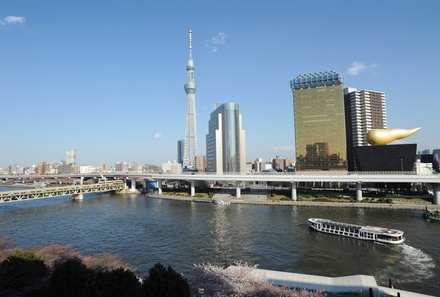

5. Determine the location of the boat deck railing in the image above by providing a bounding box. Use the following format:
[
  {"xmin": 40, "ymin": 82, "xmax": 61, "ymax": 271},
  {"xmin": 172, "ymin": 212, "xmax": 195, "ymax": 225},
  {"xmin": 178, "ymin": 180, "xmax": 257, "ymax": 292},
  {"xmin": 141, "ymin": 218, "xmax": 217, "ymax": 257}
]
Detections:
[{"xmin": 312, "ymin": 219, "xmax": 362, "ymax": 230}]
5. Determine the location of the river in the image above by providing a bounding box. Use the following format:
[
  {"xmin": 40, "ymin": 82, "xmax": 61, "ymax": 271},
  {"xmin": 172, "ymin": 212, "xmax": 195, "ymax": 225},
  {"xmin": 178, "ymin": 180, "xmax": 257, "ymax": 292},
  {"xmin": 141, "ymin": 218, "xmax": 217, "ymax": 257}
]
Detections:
[{"xmin": 0, "ymin": 188, "xmax": 438, "ymax": 295}]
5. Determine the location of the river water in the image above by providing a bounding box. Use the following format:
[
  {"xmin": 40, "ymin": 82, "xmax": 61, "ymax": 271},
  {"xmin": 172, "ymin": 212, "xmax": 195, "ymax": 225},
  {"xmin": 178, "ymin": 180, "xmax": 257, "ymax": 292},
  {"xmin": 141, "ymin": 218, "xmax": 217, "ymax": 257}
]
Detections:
[{"xmin": 0, "ymin": 189, "xmax": 438, "ymax": 295}]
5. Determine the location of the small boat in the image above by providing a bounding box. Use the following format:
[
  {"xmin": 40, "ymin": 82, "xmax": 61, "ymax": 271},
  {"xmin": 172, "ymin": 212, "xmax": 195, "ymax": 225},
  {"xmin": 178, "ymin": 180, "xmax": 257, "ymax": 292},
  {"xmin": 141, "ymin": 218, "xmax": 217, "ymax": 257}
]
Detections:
[
  {"xmin": 308, "ymin": 218, "xmax": 405, "ymax": 244},
  {"xmin": 423, "ymin": 208, "xmax": 440, "ymax": 222},
  {"xmin": 212, "ymin": 199, "xmax": 230, "ymax": 205}
]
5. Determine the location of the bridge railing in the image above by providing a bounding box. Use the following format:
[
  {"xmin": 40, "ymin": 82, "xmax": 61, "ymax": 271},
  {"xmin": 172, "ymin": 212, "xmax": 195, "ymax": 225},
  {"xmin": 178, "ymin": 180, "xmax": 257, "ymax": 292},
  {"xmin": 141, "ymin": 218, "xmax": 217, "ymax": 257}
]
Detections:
[{"xmin": 160, "ymin": 171, "xmax": 429, "ymax": 176}]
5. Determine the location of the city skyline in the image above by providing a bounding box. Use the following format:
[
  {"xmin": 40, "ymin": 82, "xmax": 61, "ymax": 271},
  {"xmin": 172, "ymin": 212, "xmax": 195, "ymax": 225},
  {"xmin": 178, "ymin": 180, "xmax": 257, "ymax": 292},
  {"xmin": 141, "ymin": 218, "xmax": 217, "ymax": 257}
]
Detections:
[{"xmin": 1, "ymin": 0, "xmax": 439, "ymax": 167}]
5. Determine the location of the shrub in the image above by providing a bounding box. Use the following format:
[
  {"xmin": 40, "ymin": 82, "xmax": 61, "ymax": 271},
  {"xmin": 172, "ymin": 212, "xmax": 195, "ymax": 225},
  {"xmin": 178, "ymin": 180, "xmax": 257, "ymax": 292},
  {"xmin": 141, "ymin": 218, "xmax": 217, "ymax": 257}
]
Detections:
[
  {"xmin": 49, "ymin": 258, "xmax": 92, "ymax": 297},
  {"xmin": 194, "ymin": 193, "xmax": 207, "ymax": 198},
  {"xmin": 82, "ymin": 253, "xmax": 132, "ymax": 272},
  {"xmin": 88, "ymin": 268, "xmax": 141, "ymax": 297},
  {"xmin": 0, "ymin": 251, "xmax": 48, "ymax": 291},
  {"xmin": 141, "ymin": 263, "xmax": 190, "ymax": 297},
  {"xmin": 33, "ymin": 244, "xmax": 80, "ymax": 269}
]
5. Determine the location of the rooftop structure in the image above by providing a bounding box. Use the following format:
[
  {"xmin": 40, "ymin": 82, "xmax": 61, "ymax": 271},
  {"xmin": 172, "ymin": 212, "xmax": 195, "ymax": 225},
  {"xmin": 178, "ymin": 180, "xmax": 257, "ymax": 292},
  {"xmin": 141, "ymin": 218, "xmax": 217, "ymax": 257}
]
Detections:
[{"xmin": 290, "ymin": 71, "xmax": 344, "ymax": 90}]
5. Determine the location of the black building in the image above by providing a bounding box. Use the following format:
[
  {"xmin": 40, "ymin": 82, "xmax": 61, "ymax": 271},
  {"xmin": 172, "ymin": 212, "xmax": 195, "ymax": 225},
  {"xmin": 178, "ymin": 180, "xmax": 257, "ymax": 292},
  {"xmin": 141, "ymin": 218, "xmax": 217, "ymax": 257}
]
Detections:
[{"xmin": 353, "ymin": 144, "xmax": 417, "ymax": 172}]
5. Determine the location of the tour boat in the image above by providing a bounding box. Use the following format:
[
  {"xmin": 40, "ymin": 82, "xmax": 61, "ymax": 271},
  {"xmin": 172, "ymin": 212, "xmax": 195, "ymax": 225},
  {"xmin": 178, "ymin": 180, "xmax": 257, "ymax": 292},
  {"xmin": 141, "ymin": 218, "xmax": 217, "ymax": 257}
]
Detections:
[
  {"xmin": 212, "ymin": 199, "xmax": 230, "ymax": 205},
  {"xmin": 308, "ymin": 218, "xmax": 405, "ymax": 244},
  {"xmin": 423, "ymin": 209, "xmax": 440, "ymax": 223}
]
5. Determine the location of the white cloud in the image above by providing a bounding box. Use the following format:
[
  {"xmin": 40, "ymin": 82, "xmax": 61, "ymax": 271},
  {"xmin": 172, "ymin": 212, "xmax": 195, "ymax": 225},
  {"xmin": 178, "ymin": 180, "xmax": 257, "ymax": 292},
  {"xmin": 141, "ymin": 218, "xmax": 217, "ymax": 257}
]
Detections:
[
  {"xmin": 1, "ymin": 16, "xmax": 26, "ymax": 26},
  {"xmin": 273, "ymin": 145, "xmax": 294, "ymax": 152},
  {"xmin": 154, "ymin": 132, "xmax": 162, "ymax": 139},
  {"xmin": 205, "ymin": 32, "xmax": 227, "ymax": 53},
  {"xmin": 347, "ymin": 62, "xmax": 380, "ymax": 76},
  {"xmin": 347, "ymin": 62, "xmax": 367, "ymax": 76}
]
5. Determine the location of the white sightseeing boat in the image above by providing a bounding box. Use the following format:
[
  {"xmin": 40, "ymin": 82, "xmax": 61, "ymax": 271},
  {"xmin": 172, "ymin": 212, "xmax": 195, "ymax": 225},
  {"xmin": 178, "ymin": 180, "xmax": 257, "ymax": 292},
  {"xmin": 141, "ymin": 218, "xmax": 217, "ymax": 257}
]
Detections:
[{"xmin": 308, "ymin": 218, "xmax": 405, "ymax": 244}]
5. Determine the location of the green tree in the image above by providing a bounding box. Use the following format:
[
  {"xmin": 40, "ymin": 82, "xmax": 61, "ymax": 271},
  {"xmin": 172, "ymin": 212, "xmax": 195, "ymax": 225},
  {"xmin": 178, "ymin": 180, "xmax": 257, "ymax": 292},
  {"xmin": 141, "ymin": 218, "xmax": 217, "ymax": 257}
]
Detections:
[
  {"xmin": 88, "ymin": 268, "xmax": 141, "ymax": 297},
  {"xmin": 49, "ymin": 258, "xmax": 93, "ymax": 297},
  {"xmin": 0, "ymin": 251, "xmax": 48, "ymax": 290},
  {"xmin": 141, "ymin": 263, "xmax": 190, "ymax": 297}
]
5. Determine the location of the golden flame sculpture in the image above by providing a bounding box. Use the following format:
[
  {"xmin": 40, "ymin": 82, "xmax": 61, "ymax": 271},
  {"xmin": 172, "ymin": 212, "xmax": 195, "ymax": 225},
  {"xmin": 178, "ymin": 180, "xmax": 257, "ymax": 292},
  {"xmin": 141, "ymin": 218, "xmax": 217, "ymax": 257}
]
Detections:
[{"xmin": 367, "ymin": 128, "xmax": 421, "ymax": 145}]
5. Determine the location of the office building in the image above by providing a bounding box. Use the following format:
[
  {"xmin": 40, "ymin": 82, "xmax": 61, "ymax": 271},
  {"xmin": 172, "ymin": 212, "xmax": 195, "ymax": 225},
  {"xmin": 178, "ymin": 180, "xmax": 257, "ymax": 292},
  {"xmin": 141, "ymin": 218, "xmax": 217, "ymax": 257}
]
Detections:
[
  {"xmin": 344, "ymin": 88, "xmax": 387, "ymax": 170},
  {"xmin": 421, "ymin": 149, "xmax": 431, "ymax": 155},
  {"xmin": 7, "ymin": 164, "xmax": 23, "ymax": 175},
  {"xmin": 206, "ymin": 103, "xmax": 246, "ymax": 174},
  {"xmin": 344, "ymin": 88, "xmax": 387, "ymax": 147},
  {"xmin": 194, "ymin": 155, "xmax": 207, "ymax": 172},
  {"xmin": 177, "ymin": 139, "xmax": 184, "ymax": 164},
  {"xmin": 128, "ymin": 162, "xmax": 141, "ymax": 173},
  {"xmin": 57, "ymin": 164, "xmax": 74, "ymax": 174},
  {"xmin": 115, "ymin": 162, "xmax": 129, "ymax": 173},
  {"xmin": 183, "ymin": 29, "xmax": 197, "ymax": 168},
  {"xmin": 66, "ymin": 148, "xmax": 76, "ymax": 166},
  {"xmin": 272, "ymin": 156, "xmax": 294, "ymax": 172},
  {"xmin": 142, "ymin": 164, "xmax": 161, "ymax": 173},
  {"xmin": 35, "ymin": 162, "xmax": 57, "ymax": 175},
  {"xmin": 433, "ymin": 149, "xmax": 440, "ymax": 161},
  {"xmin": 290, "ymin": 71, "xmax": 347, "ymax": 170},
  {"xmin": 162, "ymin": 160, "xmax": 182, "ymax": 174}
]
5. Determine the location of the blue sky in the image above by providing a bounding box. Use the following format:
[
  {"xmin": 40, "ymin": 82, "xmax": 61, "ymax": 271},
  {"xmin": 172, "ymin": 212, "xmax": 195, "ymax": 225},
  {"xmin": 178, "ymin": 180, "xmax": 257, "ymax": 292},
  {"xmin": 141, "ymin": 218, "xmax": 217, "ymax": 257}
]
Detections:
[{"xmin": 1, "ymin": 0, "xmax": 439, "ymax": 167}]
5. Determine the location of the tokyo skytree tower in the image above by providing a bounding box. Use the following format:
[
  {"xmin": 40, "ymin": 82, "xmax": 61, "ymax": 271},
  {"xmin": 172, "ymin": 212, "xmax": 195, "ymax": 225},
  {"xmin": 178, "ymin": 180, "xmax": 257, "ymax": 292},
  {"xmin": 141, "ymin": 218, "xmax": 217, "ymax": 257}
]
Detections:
[{"xmin": 183, "ymin": 29, "xmax": 197, "ymax": 168}]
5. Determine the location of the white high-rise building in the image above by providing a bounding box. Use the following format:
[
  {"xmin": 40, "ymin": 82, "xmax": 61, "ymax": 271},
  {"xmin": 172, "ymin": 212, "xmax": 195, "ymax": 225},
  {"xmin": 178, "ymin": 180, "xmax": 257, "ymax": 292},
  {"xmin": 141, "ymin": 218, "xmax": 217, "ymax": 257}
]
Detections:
[
  {"xmin": 206, "ymin": 103, "xmax": 246, "ymax": 174},
  {"xmin": 344, "ymin": 88, "xmax": 387, "ymax": 147},
  {"xmin": 66, "ymin": 148, "xmax": 76, "ymax": 165},
  {"xmin": 183, "ymin": 29, "xmax": 197, "ymax": 168}
]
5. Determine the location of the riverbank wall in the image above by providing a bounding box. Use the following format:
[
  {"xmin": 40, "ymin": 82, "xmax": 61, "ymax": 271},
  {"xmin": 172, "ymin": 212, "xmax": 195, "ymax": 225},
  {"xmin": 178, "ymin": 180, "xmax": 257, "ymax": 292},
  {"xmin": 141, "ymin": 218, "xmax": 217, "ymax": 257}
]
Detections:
[{"xmin": 147, "ymin": 194, "xmax": 440, "ymax": 210}]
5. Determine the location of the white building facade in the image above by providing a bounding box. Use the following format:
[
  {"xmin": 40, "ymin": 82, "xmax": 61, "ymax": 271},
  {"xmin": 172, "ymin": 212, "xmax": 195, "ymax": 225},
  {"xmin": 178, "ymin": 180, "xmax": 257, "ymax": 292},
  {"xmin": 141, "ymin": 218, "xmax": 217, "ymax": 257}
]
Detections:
[
  {"xmin": 66, "ymin": 148, "xmax": 76, "ymax": 165},
  {"xmin": 345, "ymin": 88, "xmax": 387, "ymax": 147},
  {"xmin": 162, "ymin": 160, "xmax": 183, "ymax": 174}
]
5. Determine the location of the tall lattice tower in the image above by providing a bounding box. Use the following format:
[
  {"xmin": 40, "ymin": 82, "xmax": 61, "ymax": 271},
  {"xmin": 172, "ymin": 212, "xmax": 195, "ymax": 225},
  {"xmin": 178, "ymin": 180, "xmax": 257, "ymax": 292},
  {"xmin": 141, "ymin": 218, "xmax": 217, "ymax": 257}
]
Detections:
[{"xmin": 183, "ymin": 29, "xmax": 197, "ymax": 168}]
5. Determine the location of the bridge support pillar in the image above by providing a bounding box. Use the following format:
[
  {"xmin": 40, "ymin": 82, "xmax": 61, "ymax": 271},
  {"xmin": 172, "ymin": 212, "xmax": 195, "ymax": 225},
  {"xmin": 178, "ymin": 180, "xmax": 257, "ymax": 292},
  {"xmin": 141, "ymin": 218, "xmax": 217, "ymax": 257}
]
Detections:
[
  {"xmin": 143, "ymin": 179, "xmax": 148, "ymax": 193},
  {"xmin": 127, "ymin": 178, "xmax": 140, "ymax": 193},
  {"xmin": 236, "ymin": 181, "xmax": 241, "ymax": 199},
  {"xmin": 157, "ymin": 180, "xmax": 162, "ymax": 195},
  {"xmin": 356, "ymin": 182, "xmax": 363, "ymax": 201},
  {"xmin": 291, "ymin": 182, "xmax": 297, "ymax": 201},
  {"xmin": 72, "ymin": 193, "xmax": 84, "ymax": 200},
  {"xmin": 433, "ymin": 184, "xmax": 440, "ymax": 205},
  {"xmin": 190, "ymin": 181, "xmax": 195, "ymax": 197}
]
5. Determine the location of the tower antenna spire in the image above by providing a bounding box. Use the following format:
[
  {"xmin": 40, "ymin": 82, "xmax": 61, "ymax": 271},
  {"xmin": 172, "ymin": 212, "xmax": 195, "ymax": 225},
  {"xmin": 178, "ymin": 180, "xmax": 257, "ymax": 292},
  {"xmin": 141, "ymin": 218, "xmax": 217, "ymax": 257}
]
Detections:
[{"xmin": 189, "ymin": 29, "xmax": 192, "ymax": 59}]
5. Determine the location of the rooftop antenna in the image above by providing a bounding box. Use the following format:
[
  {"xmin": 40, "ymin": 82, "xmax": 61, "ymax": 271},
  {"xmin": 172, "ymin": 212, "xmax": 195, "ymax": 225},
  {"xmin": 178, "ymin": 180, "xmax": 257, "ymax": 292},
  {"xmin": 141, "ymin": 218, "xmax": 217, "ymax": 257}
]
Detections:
[{"xmin": 189, "ymin": 29, "xmax": 192, "ymax": 59}]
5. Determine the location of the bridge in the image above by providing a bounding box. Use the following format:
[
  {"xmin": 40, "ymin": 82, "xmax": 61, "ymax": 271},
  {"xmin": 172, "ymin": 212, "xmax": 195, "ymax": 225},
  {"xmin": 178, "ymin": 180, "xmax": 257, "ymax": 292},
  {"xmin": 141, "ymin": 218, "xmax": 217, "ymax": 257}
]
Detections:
[
  {"xmin": 2, "ymin": 171, "xmax": 440, "ymax": 204},
  {"xmin": 0, "ymin": 182, "xmax": 126, "ymax": 203}
]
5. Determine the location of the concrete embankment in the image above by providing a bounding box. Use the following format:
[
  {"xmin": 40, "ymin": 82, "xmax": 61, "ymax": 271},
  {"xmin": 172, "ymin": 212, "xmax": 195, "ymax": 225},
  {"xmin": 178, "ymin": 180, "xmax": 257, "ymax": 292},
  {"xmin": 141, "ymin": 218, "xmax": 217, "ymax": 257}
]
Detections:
[
  {"xmin": 147, "ymin": 194, "xmax": 440, "ymax": 211},
  {"xmin": 252, "ymin": 268, "xmax": 434, "ymax": 297}
]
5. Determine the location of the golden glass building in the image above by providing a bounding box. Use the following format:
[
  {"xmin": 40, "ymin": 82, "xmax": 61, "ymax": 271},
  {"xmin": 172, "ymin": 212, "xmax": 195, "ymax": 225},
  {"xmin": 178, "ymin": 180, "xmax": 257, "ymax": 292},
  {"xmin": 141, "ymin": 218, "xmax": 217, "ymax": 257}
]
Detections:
[{"xmin": 290, "ymin": 71, "xmax": 347, "ymax": 170}]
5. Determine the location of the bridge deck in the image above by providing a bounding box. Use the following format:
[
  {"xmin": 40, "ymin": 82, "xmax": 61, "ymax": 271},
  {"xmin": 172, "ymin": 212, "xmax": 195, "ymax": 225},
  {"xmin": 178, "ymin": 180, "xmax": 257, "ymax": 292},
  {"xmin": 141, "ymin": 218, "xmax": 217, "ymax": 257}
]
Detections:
[{"xmin": 0, "ymin": 183, "xmax": 126, "ymax": 203}]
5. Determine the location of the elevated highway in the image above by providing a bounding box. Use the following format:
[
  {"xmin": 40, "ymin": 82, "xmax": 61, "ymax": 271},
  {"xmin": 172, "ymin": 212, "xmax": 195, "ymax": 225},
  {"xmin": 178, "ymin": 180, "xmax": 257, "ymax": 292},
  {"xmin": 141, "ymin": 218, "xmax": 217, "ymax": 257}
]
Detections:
[
  {"xmin": 148, "ymin": 172, "xmax": 440, "ymax": 204},
  {"xmin": 2, "ymin": 171, "xmax": 440, "ymax": 204}
]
